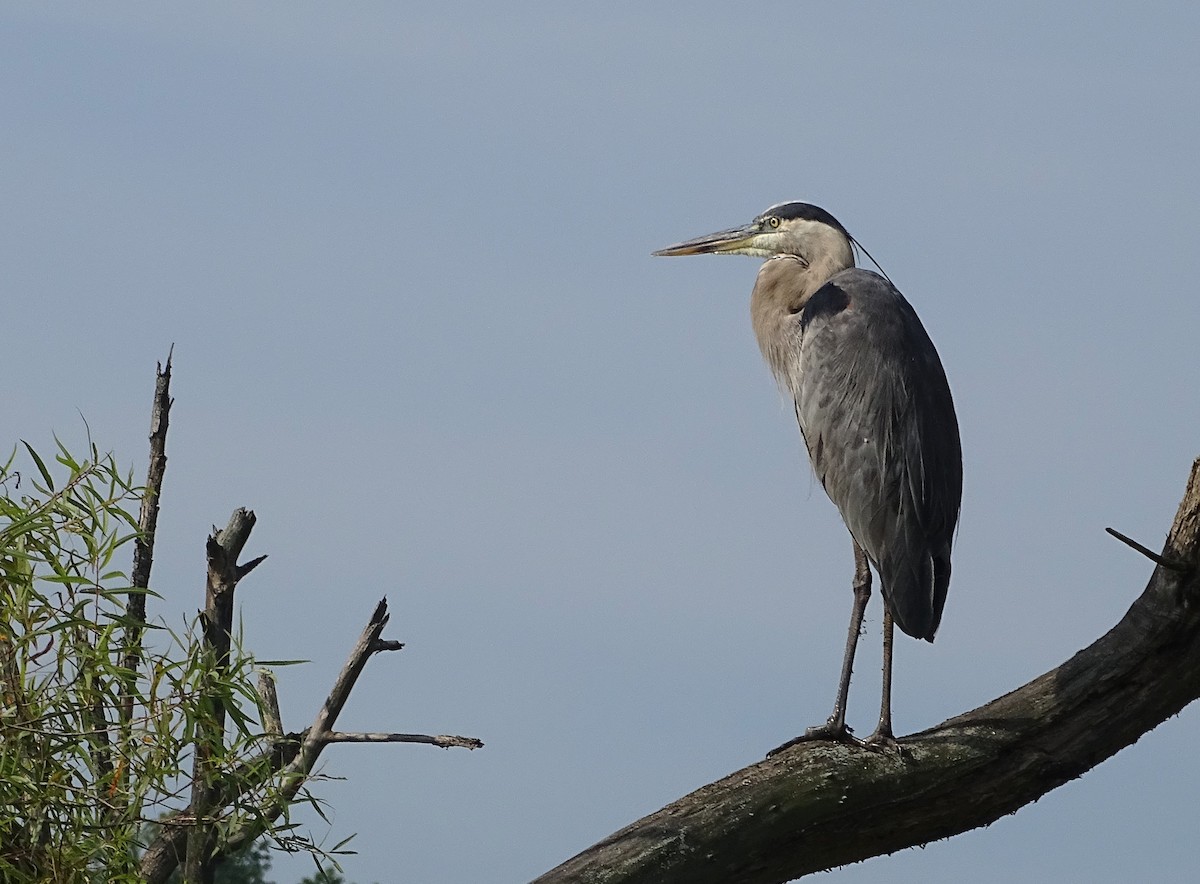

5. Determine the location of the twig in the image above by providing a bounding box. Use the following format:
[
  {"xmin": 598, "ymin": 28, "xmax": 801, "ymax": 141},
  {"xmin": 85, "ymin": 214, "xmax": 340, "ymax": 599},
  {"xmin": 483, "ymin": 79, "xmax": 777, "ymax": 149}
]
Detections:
[
  {"xmin": 122, "ymin": 351, "xmax": 173, "ymax": 687},
  {"xmin": 218, "ymin": 597, "xmax": 475, "ymax": 857},
  {"xmin": 142, "ymin": 595, "xmax": 482, "ymax": 883},
  {"xmin": 310, "ymin": 597, "xmax": 392, "ymax": 734},
  {"xmin": 1105, "ymin": 526, "xmax": 1192, "ymax": 573},
  {"xmin": 215, "ymin": 599, "xmax": 396, "ymax": 857},
  {"xmin": 323, "ymin": 731, "xmax": 483, "ymax": 749},
  {"xmin": 115, "ymin": 351, "xmax": 173, "ymax": 818},
  {"xmin": 130, "ymin": 348, "xmax": 173, "ymax": 597}
]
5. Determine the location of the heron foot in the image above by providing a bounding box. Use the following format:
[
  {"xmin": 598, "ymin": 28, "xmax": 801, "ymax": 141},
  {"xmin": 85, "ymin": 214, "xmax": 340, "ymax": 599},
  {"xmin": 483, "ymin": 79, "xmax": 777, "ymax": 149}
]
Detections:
[
  {"xmin": 862, "ymin": 727, "xmax": 910, "ymax": 757},
  {"xmin": 766, "ymin": 720, "xmax": 863, "ymax": 758},
  {"xmin": 863, "ymin": 729, "xmax": 896, "ymax": 748}
]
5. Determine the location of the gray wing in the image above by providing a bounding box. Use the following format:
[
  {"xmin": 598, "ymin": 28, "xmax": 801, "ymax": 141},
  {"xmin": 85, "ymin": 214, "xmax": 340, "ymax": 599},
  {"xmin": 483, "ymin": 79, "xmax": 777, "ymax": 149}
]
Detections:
[{"xmin": 795, "ymin": 268, "xmax": 962, "ymax": 641}]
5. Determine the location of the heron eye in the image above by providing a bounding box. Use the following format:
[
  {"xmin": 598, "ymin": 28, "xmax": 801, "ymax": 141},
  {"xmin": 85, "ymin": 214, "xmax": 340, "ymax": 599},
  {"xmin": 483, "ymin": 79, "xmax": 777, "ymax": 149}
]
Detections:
[{"xmin": 767, "ymin": 216, "xmax": 781, "ymax": 229}]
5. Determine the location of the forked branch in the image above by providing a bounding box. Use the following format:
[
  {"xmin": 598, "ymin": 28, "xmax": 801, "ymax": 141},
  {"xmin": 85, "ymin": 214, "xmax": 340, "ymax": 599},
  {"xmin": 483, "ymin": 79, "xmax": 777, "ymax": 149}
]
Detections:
[
  {"xmin": 184, "ymin": 508, "xmax": 262, "ymax": 884},
  {"xmin": 142, "ymin": 595, "xmax": 482, "ymax": 884},
  {"xmin": 217, "ymin": 597, "xmax": 484, "ymax": 857}
]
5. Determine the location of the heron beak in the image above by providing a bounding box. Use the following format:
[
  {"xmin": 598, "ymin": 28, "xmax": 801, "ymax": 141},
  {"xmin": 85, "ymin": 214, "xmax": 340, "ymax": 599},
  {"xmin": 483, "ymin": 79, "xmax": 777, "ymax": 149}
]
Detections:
[{"xmin": 652, "ymin": 223, "xmax": 758, "ymax": 256}]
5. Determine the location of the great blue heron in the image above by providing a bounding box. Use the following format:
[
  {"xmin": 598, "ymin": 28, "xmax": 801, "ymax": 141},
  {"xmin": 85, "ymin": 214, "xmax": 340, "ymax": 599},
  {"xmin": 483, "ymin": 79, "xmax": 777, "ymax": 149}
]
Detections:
[{"xmin": 654, "ymin": 202, "xmax": 962, "ymax": 751}]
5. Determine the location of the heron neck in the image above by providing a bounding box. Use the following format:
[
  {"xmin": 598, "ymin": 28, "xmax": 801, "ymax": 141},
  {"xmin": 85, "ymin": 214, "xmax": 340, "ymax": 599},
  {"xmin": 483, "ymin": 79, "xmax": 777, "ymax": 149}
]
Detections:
[
  {"xmin": 805, "ymin": 250, "xmax": 854, "ymax": 290},
  {"xmin": 749, "ymin": 251, "xmax": 852, "ymax": 397}
]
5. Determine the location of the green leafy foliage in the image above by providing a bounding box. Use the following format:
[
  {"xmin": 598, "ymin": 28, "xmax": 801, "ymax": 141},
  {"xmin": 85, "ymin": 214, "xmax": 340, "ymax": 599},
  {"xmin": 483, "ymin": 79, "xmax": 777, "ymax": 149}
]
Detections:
[
  {"xmin": 1, "ymin": 443, "xmax": 153, "ymax": 882},
  {"xmin": 0, "ymin": 442, "xmax": 338, "ymax": 883}
]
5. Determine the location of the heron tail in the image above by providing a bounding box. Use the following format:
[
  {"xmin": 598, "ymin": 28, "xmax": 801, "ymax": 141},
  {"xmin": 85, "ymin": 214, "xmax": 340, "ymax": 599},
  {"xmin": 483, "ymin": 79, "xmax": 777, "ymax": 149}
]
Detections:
[{"xmin": 879, "ymin": 545, "xmax": 950, "ymax": 642}]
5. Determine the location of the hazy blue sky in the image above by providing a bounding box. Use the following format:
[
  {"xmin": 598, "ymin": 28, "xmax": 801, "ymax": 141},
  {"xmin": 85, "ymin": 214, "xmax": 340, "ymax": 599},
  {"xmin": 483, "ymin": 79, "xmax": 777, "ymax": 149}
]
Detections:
[{"xmin": 4, "ymin": 4, "xmax": 1199, "ymax": 882}]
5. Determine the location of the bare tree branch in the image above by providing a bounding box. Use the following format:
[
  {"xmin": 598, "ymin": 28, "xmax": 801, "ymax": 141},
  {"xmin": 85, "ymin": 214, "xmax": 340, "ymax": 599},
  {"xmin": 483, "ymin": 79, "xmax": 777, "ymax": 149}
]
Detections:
[
  {"xmin": 103, "ymin": 358, "xmax": 480, "ymax": 884},
  {"xmin": 100, "ymin": 350, "xmax": 174, "ymax": 820},
  {"xmin": 184, "ymin": 508, "xmax": 260, "ymax": 884},
  {"xmin": 129, "ymin": 348, "xmax": 173, "ymax": 603},
  {"xmin": 1105, "ymin": 525, "xmax": 1191, "ymax": 572},
  {"xmin": 140, "ymin": 595, "xmax": 482, "ymax": 884},
  {"xmin": 217, "ymin": 597, "xmax": 468, "ymax": 856},
  {"xmin": 322, "ymin": 731, "xmax": 484, "ymax": 749},
  {"xmin": 122, "ymin": 351, "xmax": 173, "ymax": 679},
  {"xmin": 115, "ymin": 350, "xmax": 173, "ymax": 803},
  {"xmin": 533, "ymin": 457, "xmax": 1200, "ymax": 884}
]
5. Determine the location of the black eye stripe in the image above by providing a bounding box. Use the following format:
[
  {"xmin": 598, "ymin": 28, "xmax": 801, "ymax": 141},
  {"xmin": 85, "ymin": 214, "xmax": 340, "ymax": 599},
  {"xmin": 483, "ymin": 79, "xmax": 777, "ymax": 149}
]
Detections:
[{"xmin": 761, "ymin": 202, "xmax": 849, "ymax": 238}]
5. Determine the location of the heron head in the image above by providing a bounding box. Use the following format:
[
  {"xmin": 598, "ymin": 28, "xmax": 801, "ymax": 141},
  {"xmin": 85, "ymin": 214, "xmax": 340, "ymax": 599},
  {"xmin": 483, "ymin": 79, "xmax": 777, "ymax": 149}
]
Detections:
[{"xmin": 653, "ymin": 202, "xmax": 855, "ymax": 269}]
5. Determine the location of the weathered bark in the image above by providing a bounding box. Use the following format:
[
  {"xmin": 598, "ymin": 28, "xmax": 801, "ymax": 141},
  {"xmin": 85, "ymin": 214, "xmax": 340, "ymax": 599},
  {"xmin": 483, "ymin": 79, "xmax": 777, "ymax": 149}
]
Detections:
[
  {"xmin": 116, "ymin": 351, "xmax": 173, "ymax": 807},
  {"xmin": 125, "ymin": 350, "xmax": 173, "ymax": 662},
  {"xmin": 534, "ymin": 458, "xmax": 1200, "ymax": 884},
  {"xmin": 183, "ymin": 508, "xmax": 265, "ymax": 884}
]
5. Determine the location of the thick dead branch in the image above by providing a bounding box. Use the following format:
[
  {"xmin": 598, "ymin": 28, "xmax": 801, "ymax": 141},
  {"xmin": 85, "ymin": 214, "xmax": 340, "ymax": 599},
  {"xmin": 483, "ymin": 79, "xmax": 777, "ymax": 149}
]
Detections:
[
  {"xmin": 184, "ymin": 508, "xmax": 261, "ymax": 884},
  {"xmin": 534, "ymin": 458, "xmax": 1200, "ymax": 884}
]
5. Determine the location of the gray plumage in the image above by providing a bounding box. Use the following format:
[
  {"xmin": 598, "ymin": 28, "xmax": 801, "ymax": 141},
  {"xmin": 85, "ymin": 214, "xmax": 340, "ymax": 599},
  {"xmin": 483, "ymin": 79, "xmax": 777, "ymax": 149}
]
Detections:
[
  {"xmin": 784, "ymin": 268, "xmax": 960, "ymax": 640},
  {"xmin": 655, "ymin": 201, "xmax": 962, "ymax": 746}
]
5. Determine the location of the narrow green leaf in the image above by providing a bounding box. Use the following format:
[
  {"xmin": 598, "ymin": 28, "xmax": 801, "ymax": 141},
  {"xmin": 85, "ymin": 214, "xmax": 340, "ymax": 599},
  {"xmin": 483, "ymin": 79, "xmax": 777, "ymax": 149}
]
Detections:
[{"xmin": 21, "ymin": 441, "xmax": 54, "ymax": 490}]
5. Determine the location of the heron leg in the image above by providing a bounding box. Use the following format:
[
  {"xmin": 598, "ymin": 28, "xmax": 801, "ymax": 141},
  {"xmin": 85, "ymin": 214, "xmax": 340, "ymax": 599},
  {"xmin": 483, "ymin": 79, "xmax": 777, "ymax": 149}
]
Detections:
[
  {"xmin": 864, "ymin": 608, "xmax": 898, "ymax": 748},
  {"xmin": 768, "ymin": 541, "xmax": 871, "ymax": 756}
]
